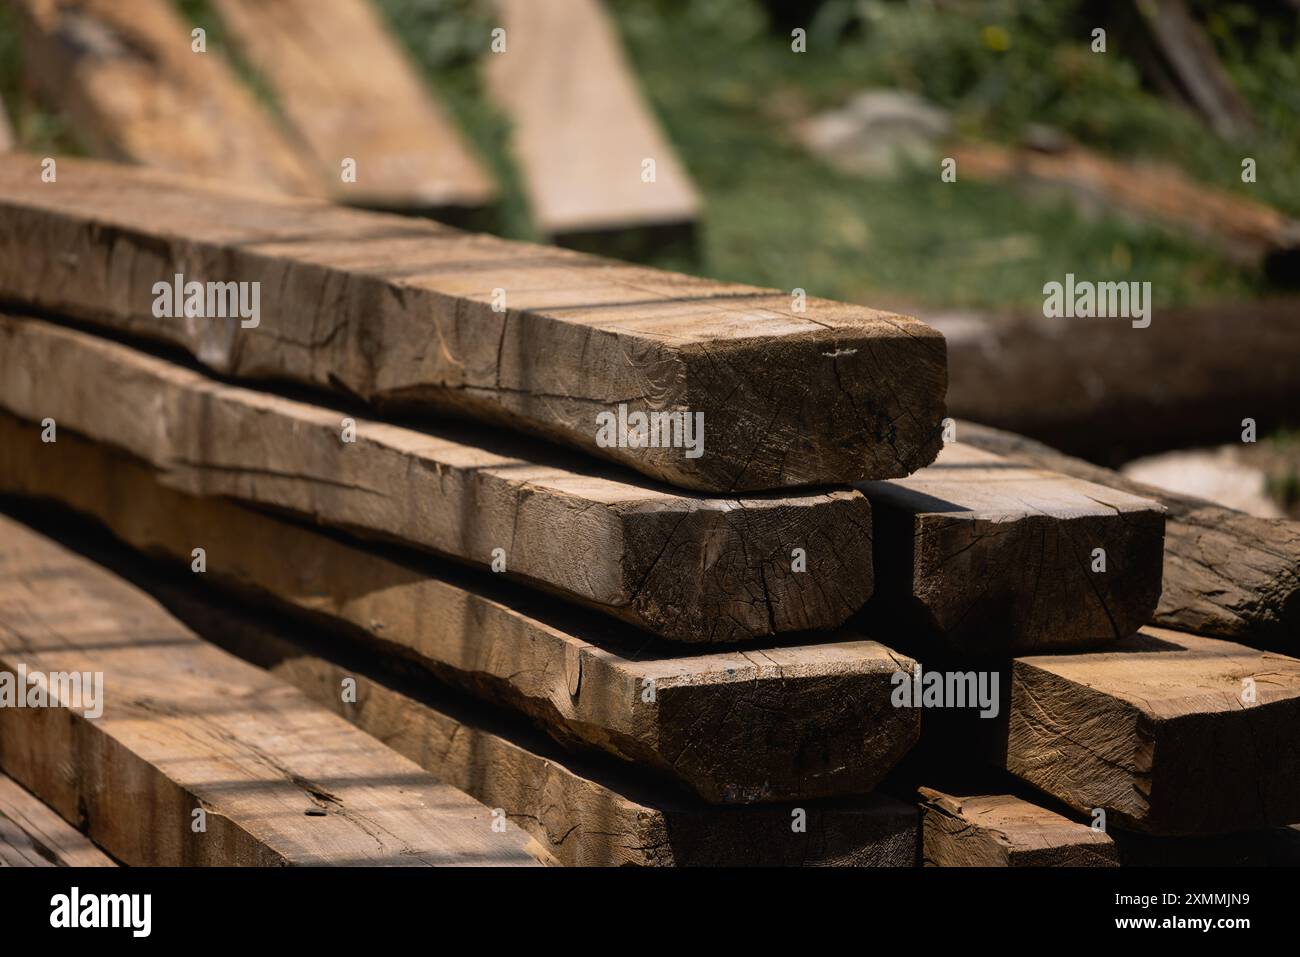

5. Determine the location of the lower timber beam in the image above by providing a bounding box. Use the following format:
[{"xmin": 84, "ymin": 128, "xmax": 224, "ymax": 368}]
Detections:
[
  {"xmin": 0, "ymin": 411, "xmax": 918, "ymax": 804},
  {"xmin": 919, "ymin": 788, "xmax": 1117, "ymax": 867},
  {"xmin": 0, "ymin": 514, "xmax": 544, "ymax": 866},
  {"xmin": 999, "ymin": 628, "xmax": 1300, "ymax": 835},
  {"xmin": 157, "ymin": 576, "xmax": 919, "ymax": 867},
  {"xmin": 0, "ymin": 772, "xmax": 117, "ymax": 867},
  {"xmin": 959, "ymin": 419, "xmax": 1300, "ymax": 653},
  {"xmin": 859, "ymin": 441, "xmax": 1165, "ymax": 653},
  {"xmin": 0, "ymin": 315, "xmax": 875, "ymax": 645}
]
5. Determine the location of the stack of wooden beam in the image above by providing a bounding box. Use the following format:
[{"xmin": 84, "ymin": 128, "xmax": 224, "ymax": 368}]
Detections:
[{"xmin": 1, "ymin": 154, "xmax": 1298, "ymax": 867}]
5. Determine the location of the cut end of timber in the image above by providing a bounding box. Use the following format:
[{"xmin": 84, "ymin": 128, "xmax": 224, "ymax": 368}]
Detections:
[
  {"xmin": 669, "ymin": 306, "xmax": 948, "ymax": 491},
  {"xmin": 617, "ymin": 489, "xmax": 875, "ymax": 642},
  {"xmin": 860, "ymin": 441, "xmax": 1166, "ymax": 653},
  {"xmin": 638, "ymin": 636, "xmax": 920, "ymax": 803},
  {"xmin": 919, "ymin": 788, "xmax": 1118, "ymax": 867},
  {"xmin": 956, "ymin": 418, "xmax": 1300, "ymax": 653},
  {"xmin": 1008, "ymin": 627, "xmax": 1300, "ymax": 835}
]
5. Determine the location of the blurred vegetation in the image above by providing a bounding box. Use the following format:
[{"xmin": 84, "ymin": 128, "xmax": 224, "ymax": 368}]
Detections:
[
  {"xmin": 2, "ymin": 0, "xmax": 1297, "ymax": 312},
  {"xmin": 380, "ymin": 0, "xmax": 536, "ymax": 238},
  {"xmin": 376, "ymin": 0, "xmax": 1299, "ymax": 310},
  {"xmin": 1265, "ymin": 426, "xmax": 1300, "ymax": 516},
  {"xmin": 0, "ymin": 2, "xmax": 81, "ymax": 154}
]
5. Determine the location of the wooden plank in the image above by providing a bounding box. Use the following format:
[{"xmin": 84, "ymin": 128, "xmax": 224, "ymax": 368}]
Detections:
[
  {"xmin": 918, "ymin": 788, "xmax": 1117, "ymax": 867},
  {"xmin": 236, "ymin": 647, "xmax": 920, "ymax": 868},
  {"xmin": 0, "ymin": 154, "xmax": 947, "ymax": 492},
  {"xmin": 484, "ymin": 0, "xmax": 699, "ymax": 241},
  {"xmin": 0, "ymin": 316, "xmax": 875, "ymax": 643},
  {"xmin": 859, "ymin": 442, "xmax": 1165, "ymax": 653},
  {"xmin": 0, "ymin": 772, "xmax": 117, "ymax": 867},
  {"xmin": 1134, "ymin": 0, "xmax": 1257, "ymax": 138},
  {"xmin": 950, "ymin": 144, "xmax": 1295, "ymax": 271},
  {"xmin": 0, "ymin": 412, "xmax": 917, "ymax": 803},
  {"xmin": 11, "ymin": 0, "xmax": 321, "ymax": 196},
  {"xmin": 959, "ymin": 419, "xmax": 1300, "ymax": 652},
  {"xmin": 141, "ymin": 575, "xmax": 917, "ymax": 866},
  {"xmin": 933, "ymin": 301, "xmax": 1300, "ymax": 459},
  {"xmin": 0, "ymin": 514, "xmax": 545, "ymax": 866},
  {"xmin": 210, "ymin": 0, "xmax": 495, "ymax": 213},
  {"xmin": 999, "ymin": 627, "xmax": 1300, "ymax": 835}
]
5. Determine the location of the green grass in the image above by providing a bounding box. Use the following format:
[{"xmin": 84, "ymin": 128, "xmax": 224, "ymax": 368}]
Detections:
[{"xmin": 376, "ymin": 0, "xmax": 1294, "ymax": 310}]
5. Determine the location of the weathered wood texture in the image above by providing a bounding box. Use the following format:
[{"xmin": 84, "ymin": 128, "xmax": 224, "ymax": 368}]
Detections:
[
  {"xmin": 247, "ymin": 658, "xmax": 919, "ymax": 867},
  {"xmin": 1002, "ymin": 627, "xmax": 1300, "ymax": 835},
  {"xmin": 0, "ymin": 316, "xmax": 875, "ymax": 643},
  {"xmin": 959, "ymin": 420, "xmax": 1300, "ymax": 652},
  {"xmin": 11, "ymin": 0, "xmax": 321, "ymax": 195},
  {"xmin": 0, "ymin": 772, "xmax": 117, "ymax": 867},
  {"xmin": 951, "ymin": 144, "xmax": 1294, "ymax": 270},
  {"xmin": 162, "ymin": 585, "xmax": 918, "ymax": 866},
  {"xmin": 484, "ymin": 0, "xmax": 699, "ymax": 240},
  {"xmin": 0, "ymin": 155, "xmax": 947, "ymax": 491},
  {"xmin": 858, "ymin": 441, "xmax": 1165, "ymax": 653},
  {"xmin": 932, "ymin": 303, "xmax": 1300, "ymax": 460},
  {"xmin": 918, "ymin": 788, "xmax": 1117, "ymax": 867},
  {"xmin": 0, "ymin": 412, "xmax": 916, "ymax": 803},
  {"xmin": 211, "ymin": 0, "xmax": 495, "ymax": 213},
  {"xmin": 0, "ymin": 515, "xmax": 544, "ymax": 866}
]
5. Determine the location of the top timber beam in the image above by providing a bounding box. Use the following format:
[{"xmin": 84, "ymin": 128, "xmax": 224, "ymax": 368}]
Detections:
[
  {"xmin": 210, "ymin": 0, "xmax": 496, "ymax": 214},
  {"xmin": 0, "ymin": 155, "xmax": 947, "ymax": 492},
  {"xmin": 11, "ymin": 0, "xmax": 322, "ymax": 196},
  {"xmin": 484, "ymin": 0, "xmax": 700, "ymax": 241}
]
